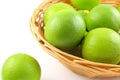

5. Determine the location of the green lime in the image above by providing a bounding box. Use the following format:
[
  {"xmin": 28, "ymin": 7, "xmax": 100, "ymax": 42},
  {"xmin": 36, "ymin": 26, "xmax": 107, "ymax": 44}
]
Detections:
[
  {"xmin": 44, "ymin": 2, "xmax": 74, "ymax": 25},
  {"xmin": 78, "ymin": 10, "xmax": 89, "ymax": 20},
  {"xmin": 2, "ymin": 53, "xmax": 41, "ymax": 80},
  {"xmin": 70, "ymin": 0, "xmax": 100, "ymax": 10},
  {"xmin": 45, "ymin": 9, "xmax": 86, "ymax": 51},
  {"xmin": 67, "ymin": 31, "xmax": 88, "ymax": 57},
  {"xmin": 86, "ymin": 4, "xmax": 120, "ymax": 32},
  {"xmin": 67, "ymin": 44, "xmax": 83, "ymax": 57},
  {"xmin": 82, "ymin": 28, "xmax": 120, "ymax": 64},
  {"xmin": 117, "ymin": 6, "xmax": 120, "ymax": 12}
]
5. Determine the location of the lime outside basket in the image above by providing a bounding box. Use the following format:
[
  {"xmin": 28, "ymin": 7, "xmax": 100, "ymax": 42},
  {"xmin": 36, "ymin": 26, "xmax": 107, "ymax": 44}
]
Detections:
[{"xmin": 30, "ymin": 0, "xmax": 120, "ymax": 78}]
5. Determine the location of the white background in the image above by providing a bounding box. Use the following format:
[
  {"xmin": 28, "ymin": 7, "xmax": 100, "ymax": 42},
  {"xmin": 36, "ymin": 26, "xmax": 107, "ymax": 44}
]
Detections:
[{"xmin": 0, "ymin": 0, "xmax": 120, "ymax": 80}]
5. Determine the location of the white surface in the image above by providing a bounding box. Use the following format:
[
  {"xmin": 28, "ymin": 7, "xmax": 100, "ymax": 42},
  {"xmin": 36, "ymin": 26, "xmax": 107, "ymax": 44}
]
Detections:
[{"xmin": 0, "ymin": 0, "xmax": 120, "ymax": 80}]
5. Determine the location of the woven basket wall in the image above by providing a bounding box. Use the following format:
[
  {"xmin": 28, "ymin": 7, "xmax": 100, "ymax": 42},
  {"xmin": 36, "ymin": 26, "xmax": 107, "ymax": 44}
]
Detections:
[{"xmin": 30, "ymin": 0, "xmax": 120, "ymax": 78}]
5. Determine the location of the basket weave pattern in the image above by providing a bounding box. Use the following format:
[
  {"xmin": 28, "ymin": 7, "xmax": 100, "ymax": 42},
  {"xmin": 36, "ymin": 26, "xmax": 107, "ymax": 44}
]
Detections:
[{"xmin": 30, "ymin": 0, "xmax": 120, "ymax": 78}]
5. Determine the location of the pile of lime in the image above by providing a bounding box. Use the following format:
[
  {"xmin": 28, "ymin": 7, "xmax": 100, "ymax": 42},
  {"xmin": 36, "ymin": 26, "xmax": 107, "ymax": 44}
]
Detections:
[
  {"xmin": 44, "ymin": 1, "xmax": 120, "ymax": 64},
  {"xmin": 1, "ymin": 1, "xmax": 120, "ymax": 80}
]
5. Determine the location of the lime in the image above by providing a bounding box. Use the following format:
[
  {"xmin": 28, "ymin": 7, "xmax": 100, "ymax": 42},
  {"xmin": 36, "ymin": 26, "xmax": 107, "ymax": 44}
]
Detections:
[
  {"xmin": 67, "ymin": 44, "xmax": 83, "ymax": 57},
  {"xmin": 68, "ymin": 31, "xmax": 88, "ymax": 56},
  {"xmin": 2, "ymin": 53, "xmax": 41, "ymax": 80},
  {"xmin": 45, "ymin": 9, "xmax": 86, "ymax": 50},
  {"xmin": 44, "ymin": 2, "xmax": 74, "ymax": 25},
  {"xmin": 78, "ymin": 10, "xmax": 89, "ymax": 20},
  {"xmin": 67, "ymin": 31, "xmax": 88, "ymax": 57},
  {"xmin": 86, "ymin": 4, "xmax": 120, "ymax": 32},
  {"xmin": 117, "ymin": 6, "xmax": 120, "ymax": 12},
  {"xmin": 70, "ymin": 0, "xmax": 100, "ymax": 10},
  {"xmin": 82, "ymin": 28, "xmax": 120, "ymax": 64}
]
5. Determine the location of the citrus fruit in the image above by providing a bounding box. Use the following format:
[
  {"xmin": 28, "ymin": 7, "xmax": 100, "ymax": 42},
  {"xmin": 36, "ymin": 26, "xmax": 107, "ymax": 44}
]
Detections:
[
  {"xmin": 70, "ymin": 0, "xmax": 100, "ymax": 10},
  {"xmin": 82, "ymin": 28, "xmax": 120, "ymax": 64},
  {"xmin": 78, "ymin": 10, "xmax": 89, "ymax": 20},
  {"xmin": 45, "ymin": 9, "xmax": 86, "ymax": 51},
  {"xmin": 44, "ymin": 2, "xmax": 74, "ymax": 25},
  {"xmin": 86, "ymin": 4, "xmax": 120, "ymax": 32},
  {"xmin": 117, "ymin": 6, "xmax": 120, "ymax": 12},
  {"xmin": 68, "ymin": 31, "xmax": 88, "ymax": 57},
  {"xmin": 2, "ymin": 53, "xmax": 41, "ymax": 80},
  {"xmin": 67, "ymin": 44, "xmax": 83, "ymax": 57}
]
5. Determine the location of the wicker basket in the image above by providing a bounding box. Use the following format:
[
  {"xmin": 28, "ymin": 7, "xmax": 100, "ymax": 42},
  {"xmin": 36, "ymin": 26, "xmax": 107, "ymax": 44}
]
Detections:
[{"xmin": 30, "ymin": 0, "xmax": 120, "ymax": 78}]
